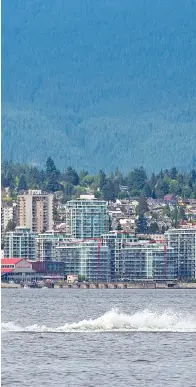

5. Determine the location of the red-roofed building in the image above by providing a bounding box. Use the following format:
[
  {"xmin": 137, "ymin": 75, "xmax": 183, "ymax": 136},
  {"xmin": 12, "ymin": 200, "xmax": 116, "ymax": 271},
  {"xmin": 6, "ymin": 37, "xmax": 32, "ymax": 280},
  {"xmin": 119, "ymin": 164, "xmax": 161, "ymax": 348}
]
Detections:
[{"xmin": 1, "ymin": 258, "xmax": 35, "ymax": 280}]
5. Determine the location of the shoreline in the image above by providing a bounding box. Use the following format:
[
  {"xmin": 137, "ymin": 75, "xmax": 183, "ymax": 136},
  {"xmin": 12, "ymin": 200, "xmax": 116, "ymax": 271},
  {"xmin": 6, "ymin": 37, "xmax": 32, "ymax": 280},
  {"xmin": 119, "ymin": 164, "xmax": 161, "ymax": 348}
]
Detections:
[{"xmin": 2, "ymin": 282, "xmax": 196, "ymax": 289}]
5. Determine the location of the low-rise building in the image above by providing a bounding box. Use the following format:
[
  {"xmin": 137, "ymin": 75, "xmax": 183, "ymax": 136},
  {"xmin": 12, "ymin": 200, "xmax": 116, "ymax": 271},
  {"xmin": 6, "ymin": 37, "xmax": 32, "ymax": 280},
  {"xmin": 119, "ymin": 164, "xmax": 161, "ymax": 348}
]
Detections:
[
  {"xmin": 31, "ymin": 260, "xmax": 65, "ymax": 276},
  {"xmin": 67, "ymin": 274, "xmax": 78, "ymax": 284},
  {"xmin": 1, "ymin": 258, "xmax": 36, "ymax": 281}
]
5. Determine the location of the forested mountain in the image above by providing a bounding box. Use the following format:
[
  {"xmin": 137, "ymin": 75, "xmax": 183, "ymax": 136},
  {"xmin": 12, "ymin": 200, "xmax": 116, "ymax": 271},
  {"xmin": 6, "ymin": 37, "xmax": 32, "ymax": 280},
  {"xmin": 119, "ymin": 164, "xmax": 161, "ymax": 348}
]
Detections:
[{"xmin": 2, "ymin": 0, "xmax": 196, "ymax": 172}]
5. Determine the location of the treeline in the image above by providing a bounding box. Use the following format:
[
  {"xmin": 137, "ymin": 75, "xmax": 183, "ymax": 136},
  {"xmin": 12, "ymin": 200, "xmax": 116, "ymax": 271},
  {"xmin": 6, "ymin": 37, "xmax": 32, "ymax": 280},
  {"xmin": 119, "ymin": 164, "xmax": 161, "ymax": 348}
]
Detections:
[{"xmin": 2, "ymin": 158, "xmax": 196, "ymax": 201}]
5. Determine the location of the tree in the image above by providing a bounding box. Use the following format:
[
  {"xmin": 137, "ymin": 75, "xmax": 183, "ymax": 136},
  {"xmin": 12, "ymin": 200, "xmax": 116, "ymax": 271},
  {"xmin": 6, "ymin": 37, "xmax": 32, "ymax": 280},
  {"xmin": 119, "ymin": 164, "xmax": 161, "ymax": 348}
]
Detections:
[
  {"xmin": 137, "ymin": 195, "xmax": 149, "ymax": 216},
  {"xmin": 6, "ymin": 171, "xmax": 15, "ymax": 189},
  {"xmin": 128, "ymin": 167, "xmax": 147, "ymax": 190},
  {"xmin": 171, "ymin": 206, "xmax": 179, "ymax": 228},
  {"xmin": 29, "ymin": 166, "xmax": 42, "ymax": 187},
  {"xmin": 157, "ymin": 179, "xmax": 169, "ymax": 196},
  {"xmin": 18, "ymin": 174, "xmax": 27, "ymax": 191},
  {"xmin": 178, "ymin": 206, "xmax": 186, "ymax": 221},
  {"xmin": 1, "ymin": 174, "xmax": 9, "ymax": 188},
  {"xmin": 101, "ymin": 179, "xmax": 116, "ymax": 201},
  {"xmin": 182, "ymin": 185, "xmax": 192, "ymax": 198},
  {"xmin": 191, "ymin": 169, "xmax": 196, "ymax": 183},
  {"xmin": 53, "ymin": 197, "xmax": 60, "ymax": 221},
  {"xmin": 5, "ymin": 219, "xmax": 16, "ymax": 232},
  {"xmin": 46, "ymin": 157, "xmax": 57, "ymax": 177},
  {"xmin": 150, "ymin": 173, "xmax": 157, "ymax": 190},
  {"xmin": 169, "ymin": 180, "xmax": 179, "ymax": 195},
  {"xmin": 64, "ymin": 167, "xmax": 79, "ymax": 186},
  {"xmin": 79, "ymin": 169, "xmax": 89, "ymax": 184},
  {"xmin": 116, "ymin": 221, "xmax": 123, "ymax": 231},
  {"xmin": 170, "ymin": 167, "xmax": 178, "ymax": 179},
  {"xmin": 64, "ymin": 183, "xmax": 74, "ymax": 196},
  {"xmin": 143, "ymin": 183, "xmax": 152, "ymax": 197},
  {"xmin": 98, "ymin": 170, "xmax": 107, "ymax": 190},
  {"xmin": 46, "ymin": 171, "xmax": 60, "ymax": 192},
  {"xmin": 148, "ymin": 222, "xmax": 159, "ymax": 234},
  {"xmin": 164, "ymin": 204, "xmax": 171, "ymax": 217},
  {"xmin": 136, "ymin": 215, "xmax": 148, "ymax": 234},
  {"xmin": 82, "ymin": 175, "xmax": 95, "ymax": 187},
  {"xmin": 73, "ymin": 185, "xmax": 86, "ymax": 197}
]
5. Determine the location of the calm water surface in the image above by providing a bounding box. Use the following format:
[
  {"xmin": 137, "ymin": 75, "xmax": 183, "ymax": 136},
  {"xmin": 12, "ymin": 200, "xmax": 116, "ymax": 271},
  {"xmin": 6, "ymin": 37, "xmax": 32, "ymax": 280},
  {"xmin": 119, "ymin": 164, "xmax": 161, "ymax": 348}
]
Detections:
[{"xmin": 2, "ymin": 289, "xmax": 196, "ymax": 387}]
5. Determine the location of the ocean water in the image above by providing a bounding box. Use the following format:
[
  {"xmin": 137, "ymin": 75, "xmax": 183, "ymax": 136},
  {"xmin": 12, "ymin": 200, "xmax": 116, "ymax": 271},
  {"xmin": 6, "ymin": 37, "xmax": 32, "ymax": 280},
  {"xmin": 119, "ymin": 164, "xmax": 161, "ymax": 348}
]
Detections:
[{"xmin": 1, "ymin": 289, "xmax": 196, "ymax": 387}]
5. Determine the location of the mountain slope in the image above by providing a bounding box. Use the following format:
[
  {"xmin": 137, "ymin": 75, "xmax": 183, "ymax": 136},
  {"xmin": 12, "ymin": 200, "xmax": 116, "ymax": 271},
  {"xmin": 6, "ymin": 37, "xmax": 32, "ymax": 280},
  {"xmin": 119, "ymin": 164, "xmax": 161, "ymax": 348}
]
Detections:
[{"xmin": 2, "ymin": 0, "xmax": 196, "ymax": 172}]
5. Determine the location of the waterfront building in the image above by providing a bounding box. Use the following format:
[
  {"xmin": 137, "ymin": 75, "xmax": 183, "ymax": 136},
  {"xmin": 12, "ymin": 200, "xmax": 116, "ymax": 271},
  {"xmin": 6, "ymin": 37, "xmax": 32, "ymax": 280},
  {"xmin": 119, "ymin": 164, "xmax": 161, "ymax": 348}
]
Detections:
[
  {"xmin": 102, "ymin": 231, "xmax": 138, "ymax": 280},
  {"xmin": 1, "ymin": 258, "xmax": 36, "ymax": 281},
  {"xmin": 66, "ymin": 195, "xmax": 109, "ymax": 239},
  {"xmin": 120, "ymin": 241, "xmax": 178, "ymax": 281},
  {"xmin": 35, "ymin": 231, "xmax": 65, "ymax": 261},
  {"xmin": 56, "ymin": 239, "xmax": 111, "ymax": 282},
  {"xmin": 17, "ymin": 190, "xmax": 53, "ymax": 233},
  {"xmin": 4, "ymin": 227, "xmax": 36, "ymax": 260},
  {"xmin": 31, "ymin": 260, "xmax": 65, "ymax": 276},
  {"xmin": 165, "ymin": 228, "xmax": 196, "ymax": 279}
]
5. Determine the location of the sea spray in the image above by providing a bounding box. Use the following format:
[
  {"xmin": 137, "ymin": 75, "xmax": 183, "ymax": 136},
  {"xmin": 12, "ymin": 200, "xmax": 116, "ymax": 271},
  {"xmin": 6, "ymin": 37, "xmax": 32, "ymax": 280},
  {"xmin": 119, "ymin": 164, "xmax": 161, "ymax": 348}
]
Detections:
[{"xmin": 2, "ymin": 309, "xmax": 196, "ymax": 333}]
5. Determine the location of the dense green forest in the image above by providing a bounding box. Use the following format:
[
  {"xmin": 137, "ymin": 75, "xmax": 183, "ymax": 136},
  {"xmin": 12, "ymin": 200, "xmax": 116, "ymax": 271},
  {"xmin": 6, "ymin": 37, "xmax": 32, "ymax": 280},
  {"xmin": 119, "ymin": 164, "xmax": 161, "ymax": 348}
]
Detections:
[
  {"xmin": 2, "ymin": 0, "xmax": 196, "ymax": 171},
  {"xmin": 2, "ymin": 158, "xmax": 196, "ymax": 201}
]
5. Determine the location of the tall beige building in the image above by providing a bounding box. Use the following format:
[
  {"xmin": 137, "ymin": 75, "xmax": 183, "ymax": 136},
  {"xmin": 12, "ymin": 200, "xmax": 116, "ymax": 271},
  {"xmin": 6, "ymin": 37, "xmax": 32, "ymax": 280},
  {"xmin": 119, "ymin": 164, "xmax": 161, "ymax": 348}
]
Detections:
[{"xmin": 17, "ymin": 190, "xmax": 53, "ymax": 233}]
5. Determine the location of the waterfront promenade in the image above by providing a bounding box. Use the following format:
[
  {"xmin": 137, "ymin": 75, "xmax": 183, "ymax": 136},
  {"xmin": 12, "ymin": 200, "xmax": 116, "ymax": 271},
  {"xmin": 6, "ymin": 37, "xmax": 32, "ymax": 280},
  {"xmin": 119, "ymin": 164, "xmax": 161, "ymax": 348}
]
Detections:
[{"xmin": 2, "ymin": 281, "xmax": 196, "ymax": 289}]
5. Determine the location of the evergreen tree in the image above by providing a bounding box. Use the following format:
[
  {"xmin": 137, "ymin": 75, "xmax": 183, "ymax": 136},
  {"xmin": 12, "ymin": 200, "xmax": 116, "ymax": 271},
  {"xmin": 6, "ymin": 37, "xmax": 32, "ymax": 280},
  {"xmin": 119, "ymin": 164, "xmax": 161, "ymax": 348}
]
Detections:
[
  {"xmin": 46, "ymin": 171, "xmax": 59, "ymax": 192},
  {"xmin": 6, "ymin": 171, "xmax": 15, "ymax": 189},
  {"xmin": 136, "ymin": 215, "xmax": 148, "ymax": 233},
  {"xmin": 98, "ymin": 170, "xmax": 107, "ymax": 190},
  {"xmin": 143, "ymin": 183, "xmax": 152, "ymax": 197},
  {"xmin": 191, "ymin": 169, "xmax": 196, "ymax": 183},
  {"xmin": 102, "ymin": 179, "xmax": 116, "ymax": 201},
  {"xmin": 132, "ymin": 167, "xmax": 147, "ymax": 190},
  {"xmin": 64, "ymin": 167, "xmax": 79, "ymax": 186},
  {"xmin": 148, "ymin": 222, "xmax": 159, "ymax": 234},
  {"xmin": 170, "ymin": 167, "xmax": 178, "ymax": 179},
  {"xmin": 137, "ymin": 194, "xmax": 149, "ymax": 215},
  {"xmin": 157, "ymin": 179, "xmax": 169, "ymax": 195},
  {"xmin": 46, "ymin": 157, "xmax": 57, "ymax": 177},
  {"xmin": 18, "ymin": 174, "xmax": 27, "ymax": 191},
  {"xmin": 1, "ymin": 174, "xmax": 9, "ymax": 188},
  {"xmin": 150, "ymin": 173, "xmax": 157, "ymax": 190},
  {"xmin": 178, "ymin": 206, "xmax": 186, "ymax": 220}
]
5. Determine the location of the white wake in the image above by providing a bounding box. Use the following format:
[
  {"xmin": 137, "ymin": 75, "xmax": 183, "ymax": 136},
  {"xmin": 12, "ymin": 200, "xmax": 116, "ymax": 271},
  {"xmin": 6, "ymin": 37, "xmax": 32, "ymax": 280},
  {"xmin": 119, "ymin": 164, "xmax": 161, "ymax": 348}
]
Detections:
[{"xmin": 2, "ymin": 309, "xmax": 196, "ymax": 333}]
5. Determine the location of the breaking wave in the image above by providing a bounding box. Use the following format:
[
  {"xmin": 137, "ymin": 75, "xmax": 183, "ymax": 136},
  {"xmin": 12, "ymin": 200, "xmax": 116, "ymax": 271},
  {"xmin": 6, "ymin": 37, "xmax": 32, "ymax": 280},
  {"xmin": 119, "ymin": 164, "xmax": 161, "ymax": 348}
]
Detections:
[{"xmin": 2, "ymin": 309, "xmax": 196, "ymax": 333}]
